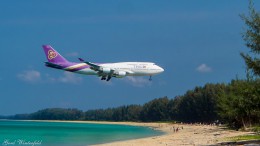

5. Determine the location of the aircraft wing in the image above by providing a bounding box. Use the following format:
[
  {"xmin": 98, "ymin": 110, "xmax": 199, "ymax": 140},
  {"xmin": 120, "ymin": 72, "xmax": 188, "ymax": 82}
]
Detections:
[
  {"xmin": 78, "ymin": 58, "xmax": 115, "ymax": 73},
  {"xmin": 79, "ymin": 58, "xmax": 101, "ymax": 71},
  {"xmin": 84, "ymin": 61, "xmax": 102, "ymax": 71},
  {"xmin": 78, "ymin": 58, "xmax": 133, "ymax": 78}
]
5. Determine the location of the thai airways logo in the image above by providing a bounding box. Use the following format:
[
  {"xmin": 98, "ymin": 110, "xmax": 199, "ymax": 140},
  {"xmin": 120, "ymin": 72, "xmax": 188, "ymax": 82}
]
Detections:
[{"xmin": 48, "ymin": 50, "xmax": 57, "ymax": 60}]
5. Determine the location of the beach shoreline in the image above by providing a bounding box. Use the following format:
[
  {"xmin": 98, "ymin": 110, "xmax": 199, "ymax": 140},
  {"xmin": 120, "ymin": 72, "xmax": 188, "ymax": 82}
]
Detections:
[
  {"xmin": 86, "ymin": 121, "xmax": 253, "ymax": 146},
  {"xmin": 10, "ymin": 120, "xmax": 254, "ymax": 145}
]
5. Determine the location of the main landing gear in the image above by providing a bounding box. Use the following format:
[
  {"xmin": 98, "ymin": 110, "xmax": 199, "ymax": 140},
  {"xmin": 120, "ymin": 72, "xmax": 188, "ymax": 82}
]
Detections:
[
  {"xmin": 101, "ymin": 76, "xmax": 112, "ymax": 81},
  {"xmin": 101, "ymin": 76, "xmax": 106, "ymax": 80},
  {"xmin": 106, "ymin": 76, "xmax": 112, "ymax": 81}
]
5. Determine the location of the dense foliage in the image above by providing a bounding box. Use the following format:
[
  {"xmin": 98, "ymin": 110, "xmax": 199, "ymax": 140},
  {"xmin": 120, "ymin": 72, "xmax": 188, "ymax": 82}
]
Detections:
[
  {"xmin": 240, "ymin": 0, "xmax": 260, "ymax": 76},
  {"xmin": 217, "ymin": 79, "xmax": 260, "ymax": 129},
  {"xmin": 28, "ymin": 108, "xmax": 83, "ymax": 120},
  {"xmin": 34, "ymin": 108, "xmax": 84, "ymax": 120},
  {"xmin": 1, "ymin": 79, "xmax": 259, "ymax": 129},
  {"xmin": 84, "ymin": 105, "xmax": 142, "ymax": 121},
  {"xmin": 171, "ymin": 84, "xmax": 226, "ymax": 123}
]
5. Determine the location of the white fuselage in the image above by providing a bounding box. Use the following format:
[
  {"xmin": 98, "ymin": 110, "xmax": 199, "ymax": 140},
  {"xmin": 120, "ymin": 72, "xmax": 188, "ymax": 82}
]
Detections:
[
  {"xmin": 71, "ymin": 62, "xmax": 164, "ymax": 77},
  {"xmin": 43, "ymin": 45, "xmax": 164, "ymax": 81}
]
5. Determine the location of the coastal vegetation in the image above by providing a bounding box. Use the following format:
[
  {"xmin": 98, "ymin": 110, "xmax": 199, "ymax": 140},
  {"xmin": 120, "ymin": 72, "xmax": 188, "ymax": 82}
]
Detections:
[
  {"xmin": 226, "ymin": 134, "xmax": 260, "ymax": 142},
  {"xmin": 3, "ymin": 78, "xmax": 259, "ymax": 130},
  {"xmin": 240, "ymin": 0, "xmax": 260, "ymax": 77}
]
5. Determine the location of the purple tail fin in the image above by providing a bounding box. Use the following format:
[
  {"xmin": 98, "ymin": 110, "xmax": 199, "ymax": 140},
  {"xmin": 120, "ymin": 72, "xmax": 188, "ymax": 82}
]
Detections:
[{"xmin": 42, "ymin": 45, "xmax": 69, "ymax": 64}]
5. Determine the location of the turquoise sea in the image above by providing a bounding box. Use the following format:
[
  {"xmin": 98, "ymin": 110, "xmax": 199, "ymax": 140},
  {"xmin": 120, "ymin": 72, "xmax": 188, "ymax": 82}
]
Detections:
[{"xmin": 0, "ymin": 120, "xmax": 163, "ymax": 146}]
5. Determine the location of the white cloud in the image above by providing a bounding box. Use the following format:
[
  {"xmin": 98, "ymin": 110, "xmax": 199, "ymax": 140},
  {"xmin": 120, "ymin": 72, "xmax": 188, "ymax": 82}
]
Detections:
[
  {"xmin": 46, "ymin": 72, "xmax": 82, "ymax": 84},
  {"xmin": 17, "ymin": 70, "xmax": 41, "ymax": 82},
  {"xmin": 59, "ymin": 72, "xmax": 82, "ymax": 84},
  {"xmin": 196, "ymin": 64, "xmax": 212, "ymax": 73},
  {"xmin": 45, "ymin": 74, "xmax": 56, "ymax": 82},
  {"xmin": 124, "ymin": 76, "xmax": 152, "ymax": 87}
]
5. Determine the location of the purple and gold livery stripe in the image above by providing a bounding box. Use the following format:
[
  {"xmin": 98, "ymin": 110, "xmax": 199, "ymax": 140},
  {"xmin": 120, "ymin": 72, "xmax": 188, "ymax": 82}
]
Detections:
[{"xmin": 64, "ymin": 63, "xmax": 90, "ymax": 72}]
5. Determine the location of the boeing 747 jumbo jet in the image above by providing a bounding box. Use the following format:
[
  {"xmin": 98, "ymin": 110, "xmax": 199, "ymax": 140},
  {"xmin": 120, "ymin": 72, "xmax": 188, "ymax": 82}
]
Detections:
[{"xmin": 43, "ymin": 45, "xmax": 164, "ymax": 81}]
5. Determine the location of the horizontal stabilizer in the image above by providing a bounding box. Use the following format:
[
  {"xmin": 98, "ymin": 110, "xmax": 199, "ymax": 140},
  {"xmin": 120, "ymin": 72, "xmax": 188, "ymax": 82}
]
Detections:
[{"xmin": 45, "ymin": 62, "xmax": 63, "ymax": 69}]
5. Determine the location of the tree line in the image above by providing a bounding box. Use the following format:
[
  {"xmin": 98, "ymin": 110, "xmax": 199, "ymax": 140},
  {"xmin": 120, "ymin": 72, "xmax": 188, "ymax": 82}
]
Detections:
[{"xmin": 3, "ymin": 78, "xmax": 259, "ymax": 129}]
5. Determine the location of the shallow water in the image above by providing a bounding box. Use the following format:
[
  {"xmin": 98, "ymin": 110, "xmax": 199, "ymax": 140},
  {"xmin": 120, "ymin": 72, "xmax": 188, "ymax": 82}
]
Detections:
[{"xmin": 0, "ymin": 120, "xmax": 163, "ymax": 146}]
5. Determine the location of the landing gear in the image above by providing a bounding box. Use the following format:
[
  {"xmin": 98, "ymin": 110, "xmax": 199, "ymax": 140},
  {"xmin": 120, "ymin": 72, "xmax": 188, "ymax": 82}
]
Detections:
[
  {"xmin": 101, "ymin": 76, "xmax": 112, "ymax": 81},
  {"xmin": 101, "ymin": 76, "xmax": 106, "ymax": 80},
  {"xmin": 106, "ymin": 76, "xmax": 112, "ymax": 81},
  {"xmin": 149, "ymin": 76, "xmax": 152, "ymax": 81}
]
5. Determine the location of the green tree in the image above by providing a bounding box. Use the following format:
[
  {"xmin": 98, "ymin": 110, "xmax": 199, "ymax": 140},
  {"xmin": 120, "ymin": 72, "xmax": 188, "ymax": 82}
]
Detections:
[
  {"xmin": 30, "ymin": 108, "xmax": 84, "ymax": 120},
  {"xmin": 140, "ymin": 97, "xmax": 170, "ymax": 122},
  {"xmin": 217, "ymin": 79, "xmax": 260, "ymax": 129},
  {"xmin": 240, "ymin": 0, "xmax": 260, "ymax": 76},
  {"xmin": 170, "ymin": 84, "xmax": 225, "ymax": 123},
  {"xmin": 124, "ymin": 105, "xmax": 142, "ymax": 121}
]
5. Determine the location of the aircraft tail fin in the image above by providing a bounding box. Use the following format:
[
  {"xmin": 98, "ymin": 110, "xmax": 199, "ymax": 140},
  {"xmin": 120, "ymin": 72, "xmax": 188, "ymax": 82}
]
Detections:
[{"xmin": 42, "ymin": 45, "xmax": 69, "ymax": 64}]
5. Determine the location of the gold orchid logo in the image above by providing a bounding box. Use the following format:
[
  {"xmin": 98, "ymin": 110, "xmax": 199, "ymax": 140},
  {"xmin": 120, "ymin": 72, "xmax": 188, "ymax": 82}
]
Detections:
[{"xmin": 48, "ymin": 50, "xmax": 57, "ymax": 60}]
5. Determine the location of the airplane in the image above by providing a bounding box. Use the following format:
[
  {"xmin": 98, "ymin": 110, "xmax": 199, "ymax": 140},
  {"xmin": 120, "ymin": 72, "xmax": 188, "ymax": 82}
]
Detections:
[{"xmin": 42, "ymin": 45, "xmax": 164, "ymax": 81}]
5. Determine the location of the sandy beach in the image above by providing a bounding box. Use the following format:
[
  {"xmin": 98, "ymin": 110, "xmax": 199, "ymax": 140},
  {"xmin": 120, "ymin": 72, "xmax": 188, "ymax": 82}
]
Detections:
[
  {"xmin": 82, "ymin": 121, "xmax": 253, "ymax": 146},
  {"xmin": 22, "ymin": 120, "xmax": 253, "ymax": 145}
]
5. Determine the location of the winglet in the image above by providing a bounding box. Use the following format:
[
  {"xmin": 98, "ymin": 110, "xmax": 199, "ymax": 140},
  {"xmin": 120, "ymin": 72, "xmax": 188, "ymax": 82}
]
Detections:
[{"xmin": 78, "ymin": 58, "xmax": 85, "ymax": 62}]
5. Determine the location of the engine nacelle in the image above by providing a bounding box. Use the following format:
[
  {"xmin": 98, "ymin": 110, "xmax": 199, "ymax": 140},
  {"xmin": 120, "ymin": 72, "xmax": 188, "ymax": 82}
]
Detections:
[
  {"xmin": 115, "ymin": 71, "xmax": 126, "ymax": 78},
  {"xmin": 102, "ymin": 68, "xmax": 111, "ymax": 73}
]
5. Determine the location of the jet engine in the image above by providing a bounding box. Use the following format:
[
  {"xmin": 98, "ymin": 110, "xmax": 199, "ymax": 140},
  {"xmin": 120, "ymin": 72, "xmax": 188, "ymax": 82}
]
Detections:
[
  {"xmin": 115, "ymin": 71, "xmax": 126, "ymax": 78},
  {"xmin": 102, "ymin": 68, "xmax": 111, "ymax": 73}
]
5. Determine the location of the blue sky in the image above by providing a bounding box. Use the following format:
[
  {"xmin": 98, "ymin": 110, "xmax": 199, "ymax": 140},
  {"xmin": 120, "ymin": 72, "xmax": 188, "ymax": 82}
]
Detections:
[{"xmin": 0, "ymin": 1, "xmax": 259, "ymax": 115}]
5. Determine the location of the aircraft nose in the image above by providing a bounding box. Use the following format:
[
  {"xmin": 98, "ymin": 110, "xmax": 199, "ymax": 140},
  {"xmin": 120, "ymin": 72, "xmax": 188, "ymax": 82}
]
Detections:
[
  {"xmin": 156, "ymin": 66, "xmax": 164, "ymax": 73},
  {"xmin": 159, "ymin": 67, "xmax": 164, "ymax": 73}
]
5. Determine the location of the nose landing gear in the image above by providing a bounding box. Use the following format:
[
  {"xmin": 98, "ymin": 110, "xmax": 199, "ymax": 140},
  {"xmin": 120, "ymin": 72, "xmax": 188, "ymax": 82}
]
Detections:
[{"xmin": 149, "ymin": 76, "xmax": 152, "ymax": 81}]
